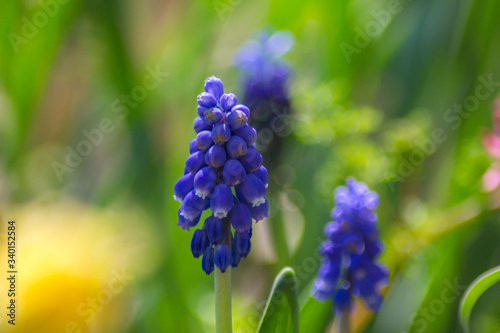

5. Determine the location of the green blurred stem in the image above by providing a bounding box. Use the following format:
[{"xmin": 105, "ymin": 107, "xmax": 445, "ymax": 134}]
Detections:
[
  {"xmin": 269, "ymin": 192, "xmax": 290, "ymax": 272},
  {"xmin": 215, "ymin": 218, "xmax": 232, "ymax": 333},
  {"xmin": 338, "ymin": 309, "xmax": 350, "ymax": 333}
]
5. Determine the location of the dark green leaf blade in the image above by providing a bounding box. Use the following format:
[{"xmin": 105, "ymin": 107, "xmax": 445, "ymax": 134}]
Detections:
[
  {"xmin": 257, "ymin": 267, "xmax": 299, "ymax": 333},
  {"xmin": 299, "ymin": 296, "xmax": 332, "ymax": 333},
  {"xmin": 459, "ymin": 265, "xmax": 500, "ymax": 333}
]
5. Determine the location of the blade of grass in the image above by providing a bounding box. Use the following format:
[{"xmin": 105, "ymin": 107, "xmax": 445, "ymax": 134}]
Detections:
[{"xmin": 459, "ymin": 265, "xmax": 500, "ymax": 333}]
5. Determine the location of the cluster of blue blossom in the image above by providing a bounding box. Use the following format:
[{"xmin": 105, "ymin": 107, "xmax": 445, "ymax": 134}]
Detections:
[
  {"xmin": 313, "ymin": 178, "xmax": 388, "ymax": 313},
  {"xmin": 234, "ymin": 30, "xmax": 293, "ymax": 108},
  {"xmin": 174, "ymin": 76, "xmax": 269, "ymax": 275}
]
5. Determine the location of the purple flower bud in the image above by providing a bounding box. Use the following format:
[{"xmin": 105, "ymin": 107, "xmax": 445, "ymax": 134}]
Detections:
[
  {"xmin": 230, "ymin": 203, "xmax": 253, "ymax": 232},
  {"xmin": 193, "ymin": 117, "xmax": 211, "ymax": 133},
  {"xmin": 202, "ymin": 247, "xmax": 215, "ymax": 275},
  {"xmin": 197, "ymin": 106, "xmax": 207, "ymax": 117},
  {"xmin": 226, "ymin": 136, "xmax": 248, "ymax": 159},
  {"xmin": 197, "ymin": 92, "xmax": 217, "ymax": 108},
  {"xmin": 236, "ymin": 174, "xmax": 266, "ymax": 207},
  {"xmin": 252, "ymin": 166, "xmax": 268, "ymax": 187},
  {"xmin": 203, "ymin": 107, "xmax": 223, "ymax": 125},
  {"xmin": 231, "ymin": 104, "xmax": 250, "ymax": 118},
  {"xmin": 205, "ymin": 145, "xmax": 227, "ymax": 168},
  {"xmin": 174, "ymin": 173, "xmax": 194, "ymax": 203},
  {"xmin": 179, "ymin": 190, "xmax": 207, "ymax": 221},
  {"xmin": 191, "ymin": 229, "xmax": 210, "ymax": 258},
  {"xmin": 194, "ymin": 167, "xmax": 217, "ymax": 199},
  {"xmin": 318, "ymin": 260, "xmax": 341, "ymax": 281},
  {"xmin": 205, "ymin": 216, "xmax": 224, "ymax": 245},
  {"xmin": 239, "ymin": 148, "xmax": 263, "ymax": 173},
  {"xmin": 227, "ymin": 110, "xmax": 248, "ymax": 130},
  {"xmin": 189, "ymin": 138, "xmax": 200, "ymax": 154},
  {"xmin": 319, "ymin": 241, "xmax": 342, "ymax": 261},
  {"xmin": 364, "ymin": 192, "xmax": 379, "ymax": 210},
  {"xmin": 231, "ymin": 241, "xmax": 241, "ymax": 268},
  {"xmin": 313, "ymin": 262, "xmax": 339, "ymax": 301},
  {"xmin": 177, "ymin": 211, "xmax": 201, "ymax": 231},
  {"xmin": 364, "ymin": 240, "xmax": 383, "ymax": 259},
  {"xmin": 223, "ymin": 159, "xmax": 247, "ymax": 186},
  {"xmin": 210, "ymin": 184, "xmax": 234, "ymax": 218},
  {"xmin": 234, "ymin": 31, "xmax": 293, "ymax": 106},
  {"xmin": 359, "ymin": 222, "xmax": 379, "ymax": 242},
  {"xmin": 196, "ymin": 130, "xmax": 214, "ymax": 152},
  {"xmin": 324, "ymin": 222, "xmax": 342, "ymax": 243},
  {"xmin": 247, "ymin": 200, "xmax": 269, "ymax": 221},
  {"xmin": 234, "ymin": 125, "xmax": 257, "ymax": 146},
  {"xmin": 234, "ymin": 230, "xmax": 251, "ymax": 258},
  {"xmin": 185, "ymin": 151, "xmax": 206, "ymax": 174},
  {"xmin": 342, "ymin": 234, "xmax": 364, "ymax": 254},
  {"xmin": 313, "ymin": 178, "xmax": 387, "ymax": 313},
  {"xmin": 187, "ymin": 190, "xmax": 208, "ymax": 209},
  {"xmin": 334, "ymin": 288, "xmax": 352, "ymax": 313},
  {"xmin": 220, "ymin": 93, "xmax": 237, "ymax": 111},
  {"xmin": 214, "ymin": 244, "xmax": 231, "ymax": 273},
  {"xmin": 212, "ymin": 123, "xmax": 231, "ymax": 145},
  {"xmin": 204, "ymin": 76, "xmax": 224, "ymax": 100}
]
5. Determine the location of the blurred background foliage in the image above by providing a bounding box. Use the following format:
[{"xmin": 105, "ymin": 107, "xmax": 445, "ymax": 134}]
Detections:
[{"xmin": 0, "ymin": 0, "xmax": 500, "ymax": 332}]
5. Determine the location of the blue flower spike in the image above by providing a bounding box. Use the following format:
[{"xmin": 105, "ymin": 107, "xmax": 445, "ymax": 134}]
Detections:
[
  {"xmin": 313, "ymin": 178, "xmax": 388, "ymax": 315},
  {"xmin": 234, "ymin": 30, "xmax": 294, "ymax": 107},
  {"xmin": 174, "ymin": 76, "xmax": 269, "ymax": 274}
]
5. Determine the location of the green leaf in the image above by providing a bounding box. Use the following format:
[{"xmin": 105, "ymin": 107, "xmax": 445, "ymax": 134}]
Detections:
[
  {"xmin": 459, "ymin": 265, "xmax": 500, "ymax": 333},
  {"xmin": 257, "ymin": 267, "xmax": 299, "ymax": 333},
  {"xmin": 299, "ymin": 297, "xmax": 332, "ymax": 333}
]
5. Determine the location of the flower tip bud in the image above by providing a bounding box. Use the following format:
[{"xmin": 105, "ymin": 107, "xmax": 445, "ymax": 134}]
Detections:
[
  {"xmin": 197, "ymin": 92, "xmax": 217, "ymax": 108},
  {"xmin": 204, "ymin": 76, "xmax": 224, "ymax": 101},
  {"xmin": 220, "ymin": 93, "xmax": 237, "ymax": 111}
]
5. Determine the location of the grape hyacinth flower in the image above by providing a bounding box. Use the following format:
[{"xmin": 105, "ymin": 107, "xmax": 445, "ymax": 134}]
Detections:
[
  {"xmin": 482, "ymin": 96, "xmax": 500, "ymax": 192},
  {"xmin": 235, "ymin": 30, "xmax": 293, "ymax": 107},
  {"xmin": 313, "ymin": 178, "xmax": 388, "ymax": 320},
  {"xmin": 234, "ymin": 30, "xmax": 294, "ymax": 157},
  {"xmin": 174, "ymin": 76, "xmax": 269, "ymax": 275}
]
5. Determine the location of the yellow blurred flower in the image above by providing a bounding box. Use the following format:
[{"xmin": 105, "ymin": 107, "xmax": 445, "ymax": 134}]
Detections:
[{"xmin": 0, "ymin": 200, "xmax": 160, "ymax": 333}]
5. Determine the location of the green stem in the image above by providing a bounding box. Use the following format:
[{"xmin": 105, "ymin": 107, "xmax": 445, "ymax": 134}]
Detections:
[
  {"xmin": 215, "ymin": 217, "xmax": 232, "ymax": 333},
  {"xmin": 215, "ymin": 266, "xmax": 232, "ymax": 333},
  {"xmin": 338, "ymin": 309, "xmax": 350, "ymax": 333}
]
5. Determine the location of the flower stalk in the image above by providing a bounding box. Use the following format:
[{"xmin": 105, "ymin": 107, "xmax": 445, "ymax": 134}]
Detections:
[
  {"xmin": 338, "ymin": 309, "xmax": 350, "ymax": 333},
  {"xmin": 215, "ymin": 217, "xmax": 232, "ymax": 333}
]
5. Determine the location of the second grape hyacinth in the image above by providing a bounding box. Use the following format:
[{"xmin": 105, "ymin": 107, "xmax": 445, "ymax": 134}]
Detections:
[
  {"xmin": 313, "ymin": 178, "xmax": 388, "ymax": 313},
  {"xmin": 174, "ymin": 76, "xmax": 269, "ymax": 275}
]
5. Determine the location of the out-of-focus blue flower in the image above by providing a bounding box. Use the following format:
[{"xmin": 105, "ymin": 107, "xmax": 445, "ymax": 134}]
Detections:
[
  {"xmin": 234, "ymin": 30, "xmax": 294, "ymax": 105},
  {"xmin": 313, "ymin": 178, "xmax": 388, "ymax": 313},
  {"xmin": 174, "ymin": 76, "xmax": 269, "ymax": 274},
  {"xmin": 234, "ymin": 29, "xmax": 294, "ymax": 159}
]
